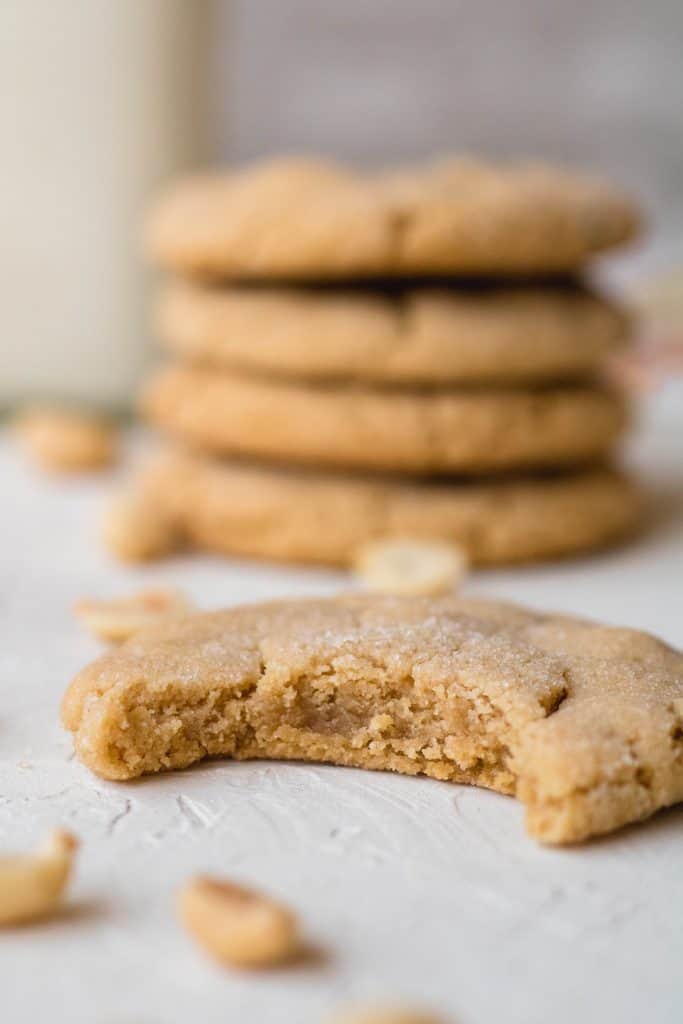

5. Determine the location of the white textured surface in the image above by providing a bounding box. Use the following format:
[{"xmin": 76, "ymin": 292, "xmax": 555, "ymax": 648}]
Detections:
[{"xmin": 1, "ymin": 394, "xmax": 682, "ymax": 1024}]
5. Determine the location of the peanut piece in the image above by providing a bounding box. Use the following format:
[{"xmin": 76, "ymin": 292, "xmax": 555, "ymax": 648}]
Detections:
[
  {"xmin": 14, "ymin": 406, "xmax": 117, "ymax": 472},
  {"xmin": 327, "ymin": 1009, "xmax": 444, "ymax": 1024},
  {"xmin": 0, "ymin": 829, "xmax": 79, "ymax": 926},
  {"xmin": 102, "ymin": 491, "xmax": 181, "ymax": 563},
  {"xmin": 74, "ymin": 589, "xmax": 193, "ymax": 643},
  {"xmin": 354, "ymin": 538, "xmax": 468, "ymax": 596},
  {"xmin": 178, "ymin": 876, "xmax": 299, "ymax": 968}
]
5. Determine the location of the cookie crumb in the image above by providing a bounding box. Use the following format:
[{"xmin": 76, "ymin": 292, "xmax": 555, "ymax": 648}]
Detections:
[
  {"xmin": 177, "ymin": 876, "xmax": 299, "ymax": 968},
  {"xmin": 74, "ymin": 589, "xmax": 193, "ymax": 643},
  {"xmin": 13, "ymin": 406, "xmax": 117, "ymax": 473},
  {"xmin": 354, "ymin": 538, "xmax": 468, "ymax": 596}
]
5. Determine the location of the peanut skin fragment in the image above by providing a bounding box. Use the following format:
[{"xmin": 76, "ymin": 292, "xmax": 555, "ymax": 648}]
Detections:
[{"xmin": 177, "ymin": 876, "xmax": 299, "ymax": 968}]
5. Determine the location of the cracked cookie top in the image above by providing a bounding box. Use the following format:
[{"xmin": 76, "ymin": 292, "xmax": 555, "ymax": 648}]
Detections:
[{"xmin": 146, "ymin": 157, "xmax": 642, "ymax": 279}]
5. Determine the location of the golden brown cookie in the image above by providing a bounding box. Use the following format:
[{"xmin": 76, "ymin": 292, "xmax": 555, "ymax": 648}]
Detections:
[
  {"xmin": 132, "ymin": 448, "xmax": 642, "ymax": 567},
  {"xmin": 146, "ymin": 157, "xmax": 641, "ymax": 279},
  {"xmin": 157, "ymin": 279, "xmax": 629, "ymax": 385},
  {"xmin": 142, "ymin": 365, "xmax": 628, "ymax": 475},
  {"xmin": 61, "ymin": 594, "xmax": 683, "ymax": 844}
]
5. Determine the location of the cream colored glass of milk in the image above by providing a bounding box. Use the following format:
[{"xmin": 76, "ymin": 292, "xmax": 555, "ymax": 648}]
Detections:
[{"xmin": 0, "ymin": 1, "xmax": 208, "ymax": 408}]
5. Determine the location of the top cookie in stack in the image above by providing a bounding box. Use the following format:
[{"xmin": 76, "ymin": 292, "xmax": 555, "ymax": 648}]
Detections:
[
  {"xmin": 131, "ymin": 156, "xmax": 644, "ymax": 568},
  {"xmin": 146, "ymin": 156, "xmax": 639, "ymax": 278}
]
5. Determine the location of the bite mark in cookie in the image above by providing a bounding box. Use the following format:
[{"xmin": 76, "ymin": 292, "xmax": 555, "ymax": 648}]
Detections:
[{"xmin": 61, "ymin": 595, "xmax": 683, "ymax": 844}]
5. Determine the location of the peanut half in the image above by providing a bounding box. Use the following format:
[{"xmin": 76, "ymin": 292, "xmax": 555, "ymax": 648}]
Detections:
[
  {"xmin": 354, "ymin": 538, "xmax": 468, "ymax": 596},
  {"xmin": 178, "ymin": 876, "xmax": 299, "ymax": 968},
  {"xmin": 0, "ymin": 829, "xmax": 79, "ymax": 926},
  {"xmin": 74, "ymin": 588, "xmax": 193, "ymax": 643},
  {"xmin": 102, "ymin": 491, "xmax": 181, "ymax": 563},
  {"xmin": 14, "ymin": 406, "xmax": 117, "ymax": 473},
  {"xmin": 327, "ymin": 1009, "xmax": 445, "ymax": 1024}
]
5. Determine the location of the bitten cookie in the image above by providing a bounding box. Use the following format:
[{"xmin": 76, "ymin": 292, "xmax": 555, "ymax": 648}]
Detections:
[
  {"xmin": 61, "ymin": 594, "xmax": 683, "ymax": 844},
  {"xmin": 146, "ymin": 157, "xmax": 641, "ymax": 278},
  {"xmin": 142, "ymin": 365, "xmax": 628, "ymax": 475},
  {"xmin": 157, "ymin": 279, "xmax": 629, "ymax": 385},
  {"xmin": 130, "ymin": 448, "xmax": 642, "ymax": 567}
]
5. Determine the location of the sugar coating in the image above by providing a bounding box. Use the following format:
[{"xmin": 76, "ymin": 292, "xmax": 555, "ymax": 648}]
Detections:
[{"xmin": 61, "ymin": 594, "xmax": 683, "ymax": 844}]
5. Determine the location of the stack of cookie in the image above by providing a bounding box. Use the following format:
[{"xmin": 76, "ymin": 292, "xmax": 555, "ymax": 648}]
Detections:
[{"xmin": 133, "ymin": 156, "xmax": 643, "ymax": 567}]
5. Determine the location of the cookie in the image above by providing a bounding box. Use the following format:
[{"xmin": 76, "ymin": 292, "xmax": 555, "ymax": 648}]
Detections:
[
  {"xmin": 146, "ymin": 157, "xmax": 641, "ymax": 278},
  {"xmin": 61, "ymin": 593, "xmax": 683, "ymax": 843},
  {"xmin": 142, "ymin": 365, "xmax": 628, "ymax": 475},
  {"xmin": 157, "ymin": 279, "xmax": 629, "ymax": 385},
  {"xmin": 134, "ymin": 448, "xmax": 642, "ymax": 566}
]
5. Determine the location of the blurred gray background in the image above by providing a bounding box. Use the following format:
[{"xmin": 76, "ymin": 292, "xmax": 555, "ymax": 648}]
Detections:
[
  {"xmin": 2, "ymin": 0, "xmax": 679, "ymax": 406},
  {"xmin": 213, "ymin": 0, "xmax": 683, "ymax": 278}
]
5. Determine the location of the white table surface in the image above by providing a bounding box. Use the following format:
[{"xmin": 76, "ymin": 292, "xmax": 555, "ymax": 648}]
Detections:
[{"xmin": 1, "ymin": 389, "xmax": 682, "ymax": 1024}]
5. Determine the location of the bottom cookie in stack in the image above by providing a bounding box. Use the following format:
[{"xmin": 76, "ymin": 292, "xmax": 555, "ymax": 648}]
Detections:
[{"xmin": 131, "ymin": 447, "xmax": 643, "ymax": 567}]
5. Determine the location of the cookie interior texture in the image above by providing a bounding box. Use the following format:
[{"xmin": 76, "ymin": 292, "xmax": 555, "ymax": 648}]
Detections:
[
  {"xmin": 146, "ymin": 156, "xmax": 641, "ymax": 278},
  {"xmin": 62, "ymin": 595, "xmax": 683, "ymax": 844}
]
